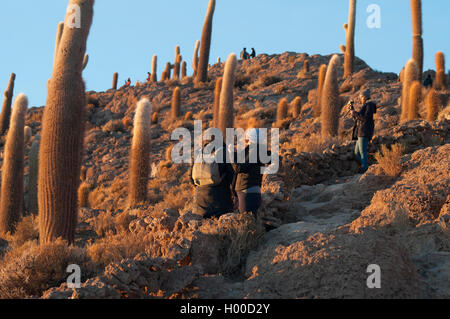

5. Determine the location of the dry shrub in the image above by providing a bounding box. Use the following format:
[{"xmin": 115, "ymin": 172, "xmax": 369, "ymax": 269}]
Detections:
[
  {"xmin": 199, "ymin": 213, "xmax": 263, "ymax": 274},
  {"xmin": 115, "ymin": 211, "xmax": 136, "ymax": 232},
  {"xmin": 245, "ymin": 64, "xmax": 262, "ymax": 76},
  {"xmin": 284, "ymin": 132, "xmax": 341, "ymax": 154},
  {"xmin": 3, "ymin": 215, "xmax": 39, "ymax": 250},
  {"xmin": 122, "ymin": 116, "xmax": 133, "ymax": 129},
  {"xmin": 374, "ymin": 143, "xmax": 405, "ymax": 177},
  {"xmin": 87, "ymin": 230, "xmax": 151, "ymax": 268},
  {"xmin": 164, "ymin": 183, "xmax": 193, "ymax": 211},
  {"xmin": 93, "ymin": 211, "xmax": 116, "ymax": 237},
  {"xmin": 102, "ymin": 119, "xmax": 125, "ymax": 133},
  {"xmin": 0, "ymin": 239, "xmax": 93, "ymax": 299},
  {"xmin": 248, "ymin": 74, "xmax": 281, "ymax": 90}
]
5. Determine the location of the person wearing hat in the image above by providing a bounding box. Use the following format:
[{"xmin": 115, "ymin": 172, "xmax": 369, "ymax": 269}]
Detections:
[
  {"xmin": 349, "ymin": 89, "xmax": 377, "ymax": 173},
  {"xmin": 232, "ymin": 128, "xmax": 267, "ymax": 217}
]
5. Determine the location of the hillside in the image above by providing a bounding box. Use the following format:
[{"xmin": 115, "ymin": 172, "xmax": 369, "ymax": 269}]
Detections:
[{"xmin": 1, "ymin": 51, "xmax": 449, "ymax": 299}]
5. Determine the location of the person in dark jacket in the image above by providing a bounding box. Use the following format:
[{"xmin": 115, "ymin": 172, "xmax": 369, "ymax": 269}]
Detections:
[
  {"xmin": 351, "ymin": 90, "xmax": 377, "ymax": 173},
  {"xmin": 250, "ymin": 48, "xmax": 256, "ymax": 59},
  {"xmin": 191, "ymin": 138, "xmax": 234, "ymax": 219},
  {"xmin": 233, "ymin": 128, "xmax": 267, "ymax": 217}
]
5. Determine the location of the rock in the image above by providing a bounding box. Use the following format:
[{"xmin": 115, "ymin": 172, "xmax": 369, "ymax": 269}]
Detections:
[{"xmin": 243, "ymin": 230, "xmax": 421, "ymax": 299}]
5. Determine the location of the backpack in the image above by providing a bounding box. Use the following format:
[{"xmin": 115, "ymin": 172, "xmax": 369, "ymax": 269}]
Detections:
[{"xmin": 192, "ymin": 151, "xmax": 225, "ymax": 187}]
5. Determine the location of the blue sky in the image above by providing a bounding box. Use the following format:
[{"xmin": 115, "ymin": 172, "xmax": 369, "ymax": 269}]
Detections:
[{"xmin": 0, "ymin": 0, "xmax": 449, "ymax": 107}]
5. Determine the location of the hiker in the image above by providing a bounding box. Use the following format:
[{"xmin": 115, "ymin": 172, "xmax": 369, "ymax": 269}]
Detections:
[
  {"xmin": 191, "ymin": 135, "xmax": 234, "ymax": 219},
  {"xmin": 250, "ymin": 48, "xmax": 256, "ymax": 59},
  {"xmin": 232, "ymin": 128, "xmax": 267, "ymax": 217},
  {"xmin": 423, "ymin": 74, "xmax": 433, "ymax": 88},
  {"xmin": 125, "ymin": 78, "xmax": 131, "ymax": 87},
  {"xmin": 240, "ymin": 48, "xmax": 249, "ymax": 60},
  {"xmin": 350, "ymin": 90, "xmax": 377, "ymax": 174},
  {"xmin": 146, "ymin": 72, "xmax": 151, "ymax": 83}
]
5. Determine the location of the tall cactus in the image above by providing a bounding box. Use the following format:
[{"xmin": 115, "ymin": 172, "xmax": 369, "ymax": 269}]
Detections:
[
  {"xmin": 434, "ymin": 52, "xmax": 447, "ymax": 90},
  {"xmin": 151, "ymin": 55, "xmax": 158, "ymax": 83},
  {"xmin": 401, "ymin": 59, "xmax": 419, "ymax": 123},
  {"xmin": 218, "ymin": 53, "xmax": 237, "ymax": 141},
  {"xmin": 112, "ymin": 72, "xmax": 119, "ymax": 90},
  {"xmin": 291, "ymin": 97, "xmax": 302, "ymax": 118},
  {"xmin": 321, "ymin": 55, "xmax": 341, "ymax": 138},
  {"xmin": 173, "ymin": 54, "xmax": 182, "ymax": 80},
  {"xmin": 411, "ymin": 0, "xmax": 423, "ymax": 79},
  {"xmin": 0, "ymin": 73, "xmax": 16, "ymax": 136},
  {"xmin": 408, "ymin": 81, "xmax": 421, "ymax": 121},
  {"xmin": 181, "ymin": 61, "xmax": 187, "ymax": 79},
  {"xmin": 27, "ymin": 135, "xmax": 40, "ymax": 215},
  {"xmin": 171, "ymin": 87, "xmax": 181, "ymax": 119},
  {"xmin": 426, "ymin": 89, "xmax": 440, "ymax": 122},
  {"xmin": 344, "ymin": 0, "xmax": 356, "ymax": 77},
  {"xmin": 315, "ymin": 64, "xmax": 327, "ymax": 118},
  {"xmin": 276, "ymin": 98, "xmax": 288, "ymax": 127},
  {"xmin": 38, "ymin": 0, "xmax": 94, "ymax": 245},
  {"xmin": 196, "ymin": 0, "xmax": 216, "ymax": 83},
  {"xmin": 213, "ymin": 77, "xmax": 223, "ymax": 128},
  {"xmin": 192, "ymin": 40, "xmax": 200, "ymax": 77},
  {"xmin": 0, "ymin": 94, "xmax": 28, "ymax": 234},
  {"xmin": 129, "ymin": 99, "xmax": 152, "ymax": 205}
]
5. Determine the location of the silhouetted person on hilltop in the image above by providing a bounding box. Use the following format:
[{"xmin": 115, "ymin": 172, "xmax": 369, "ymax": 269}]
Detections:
[
  {"xmin": 240, "ymin": 48, "xmax": 249, "ymax": 60},
  {"xmin": 423, "ymin": 74, "xmax": 433, "ymax": 89},
  {"xmin": 147, "ymin": 72, "xmax": 151, "ymax": 83},
  {"xmin": 250, "ymin": 48, "xmax": 256, "ymax": 59},
  {"xmin": 125, "ymin": 78, "xmax": 131, "ymax": 87}
]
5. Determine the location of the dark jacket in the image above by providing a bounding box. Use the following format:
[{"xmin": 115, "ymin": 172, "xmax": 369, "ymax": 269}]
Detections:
[
  {"xmin": 352, "ymin": 102, "xmax": 377, "ymax": 140},
  {"xmin": 233, "ymin": 144, "xmax": 267, "ymax": 192},
  {"xmin": 191, "ymin": 146, "xmax": 234, "ymax": 218}
]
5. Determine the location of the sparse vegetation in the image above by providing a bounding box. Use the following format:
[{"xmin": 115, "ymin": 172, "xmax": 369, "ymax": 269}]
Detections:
[{"xmin": 374, "ymin": 144, "xmax": 406, "ymax": 177}]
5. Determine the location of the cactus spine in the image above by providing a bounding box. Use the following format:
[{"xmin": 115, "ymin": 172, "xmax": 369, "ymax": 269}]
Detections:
[
  {"xmin": 113, "ymin": 72, "xmax": 119, "ymax": 90},
  {"xmin": 401, "ymin": 59, "xmax": 419, "ymax": 123},
  {"xmin": 0, "ymin": 73, "xmax": 16, "ymax": 136},
  {"xmin": 218, "ymin": 53, "xmax": 237, "ymax": 140},
  {"xmin": 213, "ymin": 77, "xmax": 223, "ymax": 128},
  {"xmin": 321, "ymin": 55, "xmax": 341, "ymax": 138},
  {"xmin": 27, "ymin": 135, "xmax": 40, "ymax": 215},
  {"xmin": 151, "ymin": 55, "xmax": 158, "ymax": 83},
  {"xmin": 196, "ymin": 0, "xmax": 216, "ymax": 83},
  {"xmin": 408, "ymin": 81, "xmax": 421, "ymax": 121},
  {"xmin": 172, "ymin": 87, "xmax": 181, "ymax": 119},
  {"xmin": 315, "ymin": 64, "xmax": 327, "ymax": 118},
  {"xmin": 38, "ymin": 0, "xmax": 94, "ymax": 245},
  {"xmin": 192, "ymin": 40, "xmax": 200, "ymax": 77},
  {"xmin": 0, "ymin": 94, "xmax": 28, "ymax": 234},
  {"xmin": 344, "ymin": 0, "xmax": 356, "ymax": 77},
  {"xmin": 411, "ymin": 0, "xmax": 423, "ymax": 79},
  {"xmin": 426, "ymin": 89, "xmax": 440, "ymax": 122},
  {"xmin": 129, "ymin": 99, "xmax": 152, "ymax": 205},
  {"xmin": 434, "ymin": 52, "xmax": 447, "ymax": 90}
]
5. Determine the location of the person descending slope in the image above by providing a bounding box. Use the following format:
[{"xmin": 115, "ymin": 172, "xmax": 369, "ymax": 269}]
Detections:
[{"xmin": 350, "ymin": 90, "xmax": 377, "ymax": 174}]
